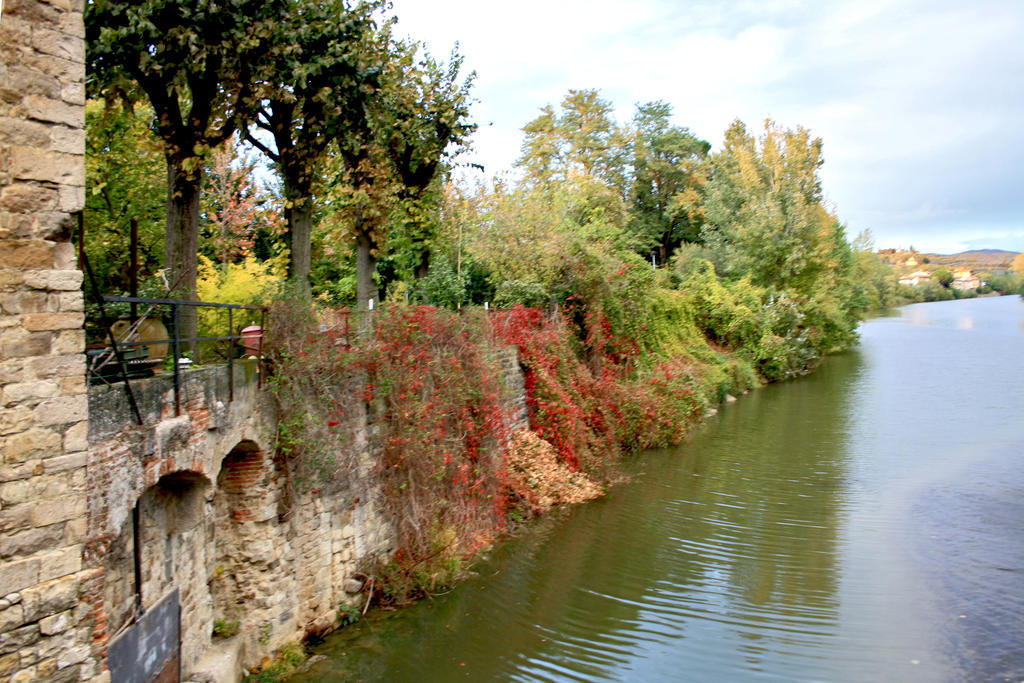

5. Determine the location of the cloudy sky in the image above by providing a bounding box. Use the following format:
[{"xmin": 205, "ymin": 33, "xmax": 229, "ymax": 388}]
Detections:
[{"xmin": 389, "ymin": 0, "xmax": 1024, "ymax": 254}]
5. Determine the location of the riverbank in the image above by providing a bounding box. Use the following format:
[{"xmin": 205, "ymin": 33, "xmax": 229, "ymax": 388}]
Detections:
[
  {"xmin": 248, "ymin": 289, "xmax": 837, "ymax": 678},
  {"xmin": 289, "ymin": 296, "xmax": 1024, "ymax": 681}
]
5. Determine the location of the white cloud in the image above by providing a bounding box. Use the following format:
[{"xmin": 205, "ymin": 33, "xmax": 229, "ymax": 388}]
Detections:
[{"xmin": 389, "ymin": 0, "xmax": 1024, "ymax": 252}]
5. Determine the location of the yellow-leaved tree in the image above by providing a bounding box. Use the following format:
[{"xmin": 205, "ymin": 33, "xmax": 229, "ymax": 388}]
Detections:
[{"xmin": 196, "ymin": 254, "xmax": 287, "ymax": 339}]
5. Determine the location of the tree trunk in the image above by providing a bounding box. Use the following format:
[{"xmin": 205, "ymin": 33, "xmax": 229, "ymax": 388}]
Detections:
[
  {"xmin": 165, "ymin": 158, "xmax": 201, "ymax": 352},
  {"xmin": 355, "ymin": 224, "xmax": 378, "ymax": 336},
  {"xmin": 285, "ymin": 193, "xmax": 314, "ymax": 300}
]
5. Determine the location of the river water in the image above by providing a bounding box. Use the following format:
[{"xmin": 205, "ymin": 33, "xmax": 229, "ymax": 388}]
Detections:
[{"xmin": 294, "ymin": 296, "xmax": 1024, "ymax": 682}]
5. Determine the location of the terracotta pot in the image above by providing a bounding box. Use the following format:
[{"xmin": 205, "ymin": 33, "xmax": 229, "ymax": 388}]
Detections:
[{"xmin": 241, "ymin": 325, "xmax": 263, "ymax": 357}]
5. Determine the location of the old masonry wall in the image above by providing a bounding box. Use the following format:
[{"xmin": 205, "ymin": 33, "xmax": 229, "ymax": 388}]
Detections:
[
  {"xmin": 0, "ymin": 0, "xmax": 95, "ymax": 681},
  {"xmin": 0, "ymin": 5, "xmax": 531, "ymax": 680}
]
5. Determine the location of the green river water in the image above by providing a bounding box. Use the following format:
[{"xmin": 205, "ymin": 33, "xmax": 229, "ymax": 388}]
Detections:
[{"xmin": 293, "ymin": 295, "xmax": 1024, "ymax": 682}]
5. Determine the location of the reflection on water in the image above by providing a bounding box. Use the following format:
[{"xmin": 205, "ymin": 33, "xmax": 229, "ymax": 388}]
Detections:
[{"xmin": 295, "ymin": 296, "xmax": 1024, "ymax": 682}]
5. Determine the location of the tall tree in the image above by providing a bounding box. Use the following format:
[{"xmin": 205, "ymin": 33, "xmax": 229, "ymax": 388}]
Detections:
[
  {"xmin": 244, "ymin": 0, "xmax": 381, "ymax": 298},
  {"xmin": 702, "ymin": 119, "xmax": 831, "ymax": 293},
  {"xmin": 325, "ymin": 36, "xmax": 474, "ymax": 318},
  {"xmin": 87, "ymin": 0, "xmax": 283, "ymax": 339},
  {"xmin": 628, "ymin": 100, "xmax": 710, "ymax": 261},
  {"xmin": 517, "ymin": 89, "xmax": 627, "ymax": 192},
  {"xmin": 200, "ymin": 137, "xmax": 283, "ymax": 265}
]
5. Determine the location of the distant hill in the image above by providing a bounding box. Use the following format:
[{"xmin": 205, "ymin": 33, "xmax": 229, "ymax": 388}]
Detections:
[
  {"xmin": 878, "ymin": 248, "xmax": 1020, "ymax": 272},
  {"xmin": 922, "ymin": 250, "xmax": 1019, "ymax": 271}
]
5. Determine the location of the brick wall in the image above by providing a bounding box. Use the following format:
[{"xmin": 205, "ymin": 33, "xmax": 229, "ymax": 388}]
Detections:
[
  {"xmin": 85, "ymin": 364, "xmax": 398, "ymax": 677},
  {"xmin": 0, "ymin": 0, "xmax": 99, "ymax": 680}
]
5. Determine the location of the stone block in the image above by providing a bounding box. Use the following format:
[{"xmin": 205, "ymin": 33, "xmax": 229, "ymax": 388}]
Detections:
[
  {"xmin": 57, "ymin": 375, "xmax": 85, "ymax": 397},
  {"xmin": 0, "ymin": 458, "xmax": 38, "ymax": 485},
  {"xmin": 21, "ymin": 95, "xmax": 82, "ymax": 129},
  {"xmin": 9, "ymin": 666, "xmax": 37, "ymax": 683},
  {"xmin": 0, "ymin": 623, "xmax": 39, "ymax": 657},
  {"xmin": 0, "ymin": 524, "xmax": 64, "ymax": 559},
  {"xmin": 32, "ymin": 28, "xmax": 84, "ymax": 64},
  {"xmin": 61, "ymin": 517, "xmax": 84, "ymax": 545},
  {"xmin": 3, "ymin": 62, "xmax": 61, "ymax": 98},
  {"xmin": 51, "ymin": 328, "xmax": 84, "ymax": 355},
  {"xmin": 57, "ymin": 184, "xmax": 83, "ymax": 213},
  {"xmin": 22, "ymin": 312, "xmax": 83, "ymax": 332},
  {"xmin": 1, "ymin": 471, "xmax": 70, "ymax": 504},
  {"xmin": 36, "ymin": 658, "xmax": 57, "ymax": 679},
  {"xmin": 0, "ymin": 239, "xmax": 53, "ymax": 269},
  {"xmin": 1, "ymin": 291, "xmax": 51, "ymax": 315},
  {"xmin": 0, "ymin": 112, "xmax": 53, "ymax": 148},
  {"xmin": 56, "ymin": 643, "xmax": 88, "ymax": 668},
  {"xmin": 0, "ymin": 329, "xmax": 51, "ymax": 359},
  {"xmin": 0, "ymin": 211, "xmax": 35, "ymax": 239},
  {"xmin": 60, "ymin": 80, "xmax": 85, "ymax": 106},
  {"xmin": 56, "ymin": 291, "xmax": 83, "ymax": 312},
  {"xmin": 1, "ymin": 380, "xmax": 59, "ymax": 405},
  {"xmin": 22, "ymin": 51, "xmax": 81, "ymax": 85},
  {"xmin": 38, "ymin": 609, "xmax": 72, "ymax": 635},
  {"xmin": 0, "ymin": 505, "xmax": 33, "ymax": 534},
  {"xmin": 31, "ymin": 494, "xmax": 84, "ymax": 526},
  {"xmin": 49, "ymin": 445, "xmax": 86, "ymax": 470},
  {"xmin": 20, "ymin": 574, "xmax": 79, "ymax": 623},
  {"xmin": 35, "ymin": 210, "xmax": 76, "ymax": 241},
  {"xmin": 34, "ymin": 395, "xmax": 87, "ymax": 426},
  {"xmin": 58, "ymin": 10, "xmax": 85, "ymax": 39},
  {"xmin": 0, "ymin": 653, "xmax": 19, "ymax": 677},
  {"xmin": 22, "ymin": 269, "xmax": 82, "ymax": 291},
  {"xmin": 4, "ymin": 427, "xmax": 62, "ymax": 463},
  {"xmin": 0, "ymin": 184, "xmax": 58, "ymax": 214},
  {"xmin": 37, "ymin": 546, "xmax": 80, "ymax": 583},
  {"xmin": 155, "ymin": 416, "xmax": 192, "ymax": 456},
  {"xmin": 0, "ymin": 271, "xmax": 25, "ymax": 291},
  {"xmin": 8, "ymin": 147, "xmax": 83, "ymax": 186},
  {"xmin": 0, "ymin": 406, "xmax": 33, "ymax": 436},
  {"xmin": 4, "ymin": 0, "xmax": 61, "ymax": 22},
  {"xmin": 0, "ymin": 559, "xmax": 38, "ymax": 603},
  {"xmin": 49, "ymin": 125, "xmax": 84, "ymax": 156},
  {"xmin": 0, "ymin": 13, "xmax": 32, "ymax": 44},
  {"xmin": 0, "ymin": 604, "xmax": 25, "ymax": 632},
  {"xmin": 52, "ymin": 240, "xmax": 76, "ymax": 267}
]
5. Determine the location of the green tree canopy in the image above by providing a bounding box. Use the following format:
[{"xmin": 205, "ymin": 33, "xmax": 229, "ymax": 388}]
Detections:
[
  {"xmin": 702, "ymin": 119, "xmax": 833, "ymax": 293},
  {"xmin": 517, "ymin": 89, "xmax": 628, "ymax": 192},
  {"xmin": 83, "ymin": 99, "xmax": 166, "ymax": 296},
  {"xmin": 628, "ymin": 100, "xmax": 710, "ymax": 261},
  {"xmin": 321, "ymin": 35, "xmax": 474, "ymax": 318},
  {"xmin": 87, "ymin": 0, "xmax": 285, "ymax": 339},
  {"xmin": 244, "ymin": 0, "xmax": 382, "ymax": 298}
]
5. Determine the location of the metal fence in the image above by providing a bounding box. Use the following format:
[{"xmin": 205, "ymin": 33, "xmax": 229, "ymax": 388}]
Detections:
[{"xmin": 87, "ymin": 296, "xmax": 266, "ymax": 423}]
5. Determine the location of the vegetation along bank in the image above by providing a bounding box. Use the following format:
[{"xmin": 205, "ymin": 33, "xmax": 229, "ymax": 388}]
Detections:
[{"xmin": 80, "ymin": 0, "xmax": 1024, "ymax": 676}]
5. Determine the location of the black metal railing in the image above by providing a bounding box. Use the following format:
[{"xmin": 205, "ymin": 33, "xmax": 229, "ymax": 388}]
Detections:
[{"xmin": 87, "ymin": 296, "xmax": 266, "ymax": 423}]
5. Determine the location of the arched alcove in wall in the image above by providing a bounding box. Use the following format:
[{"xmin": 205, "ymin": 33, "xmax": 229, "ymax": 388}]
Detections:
[
  {"xmin": 211, "ymin": 440, "xmax": 270, "ymax": 630},
  {"xmin": 131, "ymin": 470, "xmax": 215, "ymax": 672}
]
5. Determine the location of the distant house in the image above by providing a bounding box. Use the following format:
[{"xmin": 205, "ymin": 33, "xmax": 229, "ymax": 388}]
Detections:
[
  {"xmin": 898, "ymin": 270, "xmax": 932, "ymax": 286},
  {"xmin": 952, "ymin": 270, "xmax": 980, "ymax": 291}
]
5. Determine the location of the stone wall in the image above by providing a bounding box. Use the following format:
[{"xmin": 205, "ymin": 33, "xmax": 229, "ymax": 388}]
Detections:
[
  {"xmin": 0, "ymin": 2, "xmax": 533, "ymax": 678},
  {"xmin": 0, "ymin": 0, "xmax": 97, "ymax": 680},
  {"xmin": 81, "ymin": 348, "xmax": 527, "ymax": 680},
  {"xmin": 85, "ymin": 364, "xmax": 277, "ymax": 676},
  {"xmin": 493, "ymin": 345, "xmax": 528, "ymax": 433},
  {"xmin": 85, "ymin": 363, "xmax": 396, "ymax": 679}
]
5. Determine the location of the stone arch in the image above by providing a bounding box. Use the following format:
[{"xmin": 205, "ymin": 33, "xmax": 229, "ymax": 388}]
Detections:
[
  {"xmin": 211, "ymin": 440, "xmax": 277, "ymax": 641},
  {"xmin": 216, "ymin": 439, "xmax": 265, "ymax": 522},
  {"xmin": 136, "ymin": 470, "xmax": 215, "ymax": 673}
]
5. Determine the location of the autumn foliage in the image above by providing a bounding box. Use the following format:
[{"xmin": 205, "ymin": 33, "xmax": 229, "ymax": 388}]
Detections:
[{"xmin": 266, "ymin": 297, "xmax": 755, "ymax": 602}]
